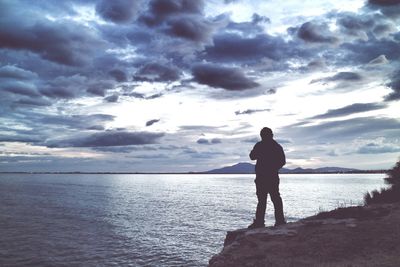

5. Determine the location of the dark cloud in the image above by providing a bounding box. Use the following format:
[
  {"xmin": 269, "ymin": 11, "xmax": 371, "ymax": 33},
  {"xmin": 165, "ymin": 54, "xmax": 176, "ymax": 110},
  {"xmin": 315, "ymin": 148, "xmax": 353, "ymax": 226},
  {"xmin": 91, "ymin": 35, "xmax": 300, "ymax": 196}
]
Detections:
[
  {"xmin": 367, "ymin": 0, "xmax": 400, "ymax": 19},
  {"xmin": 0, "ymin": 112, "xmax": 55, "ymax": 146},
  {"xmin": 336, "ymin": 14, "xmax": 371, "ymax": 40},
  {"xmin": 14, "ymin": 98, "xmax": 52, "ymax": 107},
  {"xmin": 127, "ymin": 153, "xmax": 170, "ymax": 159},
  {"xmin": 369, "ymin": 0, "xmax": 400, "ymax": 5},
  {"xmin": 40, "ymin": 114, "xmax": 115, "ymax": 130},
  {"xmin": 372, "ymin": 23, "xmax": 397, "ymax": 37},
  {"xmin": 357, "ymin": 143, "xmax": 400, "ymax": 154},
  {"xmin": 327, "ymin": 150, "xmax": 338, "ymax": 157},
  {"xmin": 40, "ymin": 87, "xmax": 75, "ymax": 99},
  {"xmin": 196, "ymin": 138, "xmax": 209, "ymax": 145},
  {"xmin": 204, "ymin": 33, "xmax": 294, "ymax": 65},
  {"xmin": 235, "ymin": 108, "xmax": 270, "ymax": 115},
  {"xmin": 340, "ymin": 36, "xmax": 400, "ymax": 65},
  {"xmin": 109, "ymin": 69, "xmax": 127, "ymax": 82},
  {"xmin": 138, "ymin": 0, "xmax": 220, "ymax": 44},
  {"xmin": 39, "ymin": 75, "xmax": 87, "ymax": 99},
  {"xmin": 310, "ymin": 103, "xmax": 386, "ymax": 119},
  {"xmin": 211, "ymin": 138, "xmax": 222, "ymax": 144},
  {"xmin": 87, "ymin": 81, "xmax": 114, "ymax": 97},
  {"xmin": 252, "ymin": 13, "xmax": 270, "ymax": 24},
  {"xmin": 0, "ymin": 65, "xmax": 37, "ymax": 80},
  {"xmin": 192, "ymin": 64, "xmax": 259, "ymax": 90},
  {"xmin": 311, "ymin": 72, "xmax": 362, "ymax": 84},
  {"xmin": 140, "ymin": 0, "xmax": 204, "ymax": 26},
  {"xmin": 45, "ymin": 131, "xmax": 164, "ymax": 148},
  {"xmin": 134, "ymin": 62, "xmax": 181, "ymax": 82},
  {"xmin": 334, "ymin": 1, "xmax": 400, "ymax": 66},
  {"xmin": 297, "ymin": 22, "xmax": 339, "ymax": 44},
  {"xmin": 335, "ymin": 11, "xmax": 396, "ymax": 40},
  {"xmin": 151, "ymin": 0, "xmax": 203, "ymax": 16},
  {"xmin": 104, "ymin": 94, "xmax": 119, "ymax": 103},
  {"xmin": 0, "ymin": 64, "xmax": 39, "ymax": 101},
  {"xmin": 196, "ymin": 138, "xmax": 221, "ymax": 145},
  {"xmin": 165, "ymin": 15, "xmax": 216, "ymax": 42},
  {"xmin": 123, "ymin": 91, "xmax": 164, "ymax": 99},
  {"xmin": 91, "ymin": 146, "xmax": 138, "ymax": 153},
  {"xmin": 337, "ymin": 13, "xmax": 374, "ymax": 31},
  {"xmin": 146, "ymin": 93, "xmax": 164, "ymax": 99},
  {"xmin": 283, "ymin": 117, "xmax": 400, "ymax": 142},
  {"xmin": 306, "ymin": 59, "xmax": 327, "ymax": 71},
  {"xmin": 87, "ymin": 125, "xmax": 105, "ymax": 131},
  {"xmin": 96, "ymin": 0, "xmax": 141, "ymax": 24},
  {"xmin": 146, "ymin": 119, "xmax": 160, "ymax": 126},
  {"xmin": 1, "ymin": 81, "xmax": 40, "ymax": 97},
  {"xmin": 385, "ymin": 69, "xmax": 400, "ymax": 101},
  {"xmin": 0, "ymin": 18, "xmax": 102, "ymax": 66},
  {"xmin": 0, "ymin": 134, "xmax": 42, "ymax": 143}
]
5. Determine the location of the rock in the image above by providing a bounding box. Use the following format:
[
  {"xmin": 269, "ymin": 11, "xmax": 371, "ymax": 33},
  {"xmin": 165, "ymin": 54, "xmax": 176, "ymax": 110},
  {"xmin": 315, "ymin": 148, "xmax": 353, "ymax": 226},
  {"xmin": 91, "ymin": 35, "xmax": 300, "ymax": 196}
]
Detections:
[
  {"xmin": 224, "ymin": 226, "xmax": 298, "ymax": 246},
  {"xmin": 209, "ymin": 203, "xmax": 400, "ymax": 267}
]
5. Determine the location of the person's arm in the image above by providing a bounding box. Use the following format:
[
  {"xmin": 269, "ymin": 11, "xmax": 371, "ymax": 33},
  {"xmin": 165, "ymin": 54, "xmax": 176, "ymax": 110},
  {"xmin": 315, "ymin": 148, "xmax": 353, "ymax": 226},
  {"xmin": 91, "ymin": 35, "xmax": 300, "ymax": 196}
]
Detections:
[
  {"xmin": 249, "ymin": 143, "xmax": 259, "ymax": 160},
  {"xmin": 278, "ymin": 145, "xmax": 286, "ymax": 169}
]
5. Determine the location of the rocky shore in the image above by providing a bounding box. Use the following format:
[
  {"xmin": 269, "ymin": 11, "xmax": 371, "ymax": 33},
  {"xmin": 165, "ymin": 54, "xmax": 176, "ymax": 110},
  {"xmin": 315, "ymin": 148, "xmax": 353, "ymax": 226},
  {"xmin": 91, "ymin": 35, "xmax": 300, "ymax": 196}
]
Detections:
[{"xmin": 209, "ymin": 203, "xmax": 400, "ymax": 267}]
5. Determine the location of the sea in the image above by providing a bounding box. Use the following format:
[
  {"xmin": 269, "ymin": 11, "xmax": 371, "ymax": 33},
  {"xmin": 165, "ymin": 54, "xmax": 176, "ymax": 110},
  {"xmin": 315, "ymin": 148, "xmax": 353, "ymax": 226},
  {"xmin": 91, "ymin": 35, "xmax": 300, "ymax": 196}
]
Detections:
[{"xmin": 0, "ymin": 173, "xmax": 387, "ymax": 267}]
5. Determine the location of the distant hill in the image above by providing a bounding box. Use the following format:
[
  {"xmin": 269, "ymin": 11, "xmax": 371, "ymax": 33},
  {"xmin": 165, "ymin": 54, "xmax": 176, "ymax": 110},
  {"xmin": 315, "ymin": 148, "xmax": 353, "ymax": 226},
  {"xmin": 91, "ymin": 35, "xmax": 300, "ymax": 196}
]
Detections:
[
  {"xmin": 203, "ymin": 162, "xmax": 360, "ymax": 174},
  {"xmin": 283, "ymin": 166, "xmax": 360, "ymax": 174},
  {"xmin": 204, "ymin": 163, "xmax": 256, "ymax": 174}
]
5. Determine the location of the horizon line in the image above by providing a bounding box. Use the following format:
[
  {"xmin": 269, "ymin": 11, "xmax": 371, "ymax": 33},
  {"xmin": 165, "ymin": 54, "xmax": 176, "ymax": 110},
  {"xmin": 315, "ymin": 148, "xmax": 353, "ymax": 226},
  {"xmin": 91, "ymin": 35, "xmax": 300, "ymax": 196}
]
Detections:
[{"xmin": 0, "ymin": 170, "xmax": 388, "ymax": 175}]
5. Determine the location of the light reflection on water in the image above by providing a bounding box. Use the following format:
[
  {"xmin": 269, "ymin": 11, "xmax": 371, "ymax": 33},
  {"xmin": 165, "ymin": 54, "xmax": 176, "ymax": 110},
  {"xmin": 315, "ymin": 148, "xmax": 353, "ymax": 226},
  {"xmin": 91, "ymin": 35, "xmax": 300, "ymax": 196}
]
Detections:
[{"xmin": 0, "ymin": 173, "xmax": 387, "ymax": 266}]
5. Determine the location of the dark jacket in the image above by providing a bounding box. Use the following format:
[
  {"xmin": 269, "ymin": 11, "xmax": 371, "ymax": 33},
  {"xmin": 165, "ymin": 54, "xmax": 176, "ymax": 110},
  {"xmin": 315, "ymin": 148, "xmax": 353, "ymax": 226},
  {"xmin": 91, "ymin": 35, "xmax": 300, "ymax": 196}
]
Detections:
[{"xmin": 249, "ymin": 139, "xmax": 286, "ymax": 176}]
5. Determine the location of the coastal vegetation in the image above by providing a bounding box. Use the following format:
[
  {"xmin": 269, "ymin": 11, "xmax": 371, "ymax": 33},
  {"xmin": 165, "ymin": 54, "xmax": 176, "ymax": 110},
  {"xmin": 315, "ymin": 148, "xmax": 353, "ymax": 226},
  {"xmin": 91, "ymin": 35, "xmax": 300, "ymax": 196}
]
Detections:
[{"xmin": 364, "ymin": 159, "xmax": 400, "ymax": 205}]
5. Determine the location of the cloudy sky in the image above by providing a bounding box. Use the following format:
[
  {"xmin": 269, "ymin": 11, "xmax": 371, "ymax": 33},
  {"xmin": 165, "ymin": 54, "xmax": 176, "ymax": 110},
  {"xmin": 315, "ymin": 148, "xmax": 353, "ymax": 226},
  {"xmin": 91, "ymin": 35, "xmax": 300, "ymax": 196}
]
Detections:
[{"xmin": 1, "ymin": 0, "xmax": 400, "ymax": 172}]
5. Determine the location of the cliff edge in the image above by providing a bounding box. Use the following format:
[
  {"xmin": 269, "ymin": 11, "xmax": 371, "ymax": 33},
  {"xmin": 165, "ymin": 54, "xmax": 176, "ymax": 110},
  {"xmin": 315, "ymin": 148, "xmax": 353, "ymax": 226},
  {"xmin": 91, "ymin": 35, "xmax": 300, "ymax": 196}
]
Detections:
[{"xmin": 209, "ymin": 203, "xmax": 400, "ymax": 267}]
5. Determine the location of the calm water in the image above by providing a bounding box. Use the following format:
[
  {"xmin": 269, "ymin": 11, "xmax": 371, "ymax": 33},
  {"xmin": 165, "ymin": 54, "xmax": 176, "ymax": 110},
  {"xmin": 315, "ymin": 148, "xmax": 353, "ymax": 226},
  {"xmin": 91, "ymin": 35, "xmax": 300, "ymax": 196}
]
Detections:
[{"xmin": 0, "ymin": 173, "xmax": 387, "ymax": 266}]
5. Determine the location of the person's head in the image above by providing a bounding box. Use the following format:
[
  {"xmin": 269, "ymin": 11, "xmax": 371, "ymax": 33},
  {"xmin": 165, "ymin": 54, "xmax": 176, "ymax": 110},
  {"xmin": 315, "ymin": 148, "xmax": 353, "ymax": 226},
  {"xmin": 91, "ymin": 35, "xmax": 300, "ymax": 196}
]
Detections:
[{"xmin": 260, "ymin": 127, "xmax": 273, "ymax": 141}]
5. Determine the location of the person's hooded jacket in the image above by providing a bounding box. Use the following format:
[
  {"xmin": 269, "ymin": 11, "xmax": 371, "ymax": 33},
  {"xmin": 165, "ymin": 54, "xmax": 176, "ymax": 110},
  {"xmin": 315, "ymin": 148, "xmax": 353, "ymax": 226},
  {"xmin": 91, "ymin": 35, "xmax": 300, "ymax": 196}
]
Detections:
[{"xmin": 250, "ymin": 139, "xmax": 286, "ymax": 176}]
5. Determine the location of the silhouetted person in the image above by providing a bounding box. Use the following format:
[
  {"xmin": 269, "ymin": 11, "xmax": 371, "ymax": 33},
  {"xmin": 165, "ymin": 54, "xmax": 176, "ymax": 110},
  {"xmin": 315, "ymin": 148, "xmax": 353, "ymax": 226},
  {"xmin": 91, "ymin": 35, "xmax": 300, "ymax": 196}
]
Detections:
[{"xmin": 248, "ymin": 127, "xmax": 286, "ymax": 229}]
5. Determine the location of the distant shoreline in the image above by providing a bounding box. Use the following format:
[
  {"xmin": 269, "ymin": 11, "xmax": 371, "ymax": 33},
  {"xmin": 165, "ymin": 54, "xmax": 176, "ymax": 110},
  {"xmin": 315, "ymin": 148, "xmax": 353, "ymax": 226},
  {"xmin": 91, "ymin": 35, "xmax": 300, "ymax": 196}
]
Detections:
[{"xmin": 0, "ymin": 170, "xmax": 387, "ymax": 175}]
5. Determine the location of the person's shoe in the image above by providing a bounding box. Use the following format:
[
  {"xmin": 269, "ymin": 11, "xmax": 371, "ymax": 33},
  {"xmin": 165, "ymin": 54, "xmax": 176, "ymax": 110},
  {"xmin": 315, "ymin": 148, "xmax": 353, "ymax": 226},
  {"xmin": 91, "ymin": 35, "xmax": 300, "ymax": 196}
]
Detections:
[
  {"xmin": 274, "ymin": 220, "xmax": 287, "ymax": 227},
  {"xmin": 247, "ymin": 219, "xmax": 265, "ymax": 229}
]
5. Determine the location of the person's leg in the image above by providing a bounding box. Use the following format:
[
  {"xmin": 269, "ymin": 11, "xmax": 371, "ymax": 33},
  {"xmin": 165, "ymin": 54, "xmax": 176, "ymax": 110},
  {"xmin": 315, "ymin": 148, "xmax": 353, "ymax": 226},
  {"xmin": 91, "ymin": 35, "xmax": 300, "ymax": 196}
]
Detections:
[
  {"xmin": 269, "ymin": 179, "xmax": 285, "ymax": 225},
  {"xmin": 248, "ymin": 177, "xmax": 267, "ymax": 228},
  {"xmin": 255, "ymin": 190, "xmax": 267, "ymax": 224}
]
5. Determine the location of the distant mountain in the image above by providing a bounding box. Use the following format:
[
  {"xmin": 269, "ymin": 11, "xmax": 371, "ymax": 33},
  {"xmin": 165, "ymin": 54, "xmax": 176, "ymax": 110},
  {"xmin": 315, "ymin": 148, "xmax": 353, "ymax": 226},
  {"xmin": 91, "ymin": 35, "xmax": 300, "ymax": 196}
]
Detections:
[
  {"xmin": 205, "ymin": 163, "xmax": 255, "ymax": 174},
  {"xmin": 281, "ymin": 166, "xmax": 360, "ymax": 174},
  {"xmin": 203, "ymin": 162, "xmax": 359, "ymax": 174}
]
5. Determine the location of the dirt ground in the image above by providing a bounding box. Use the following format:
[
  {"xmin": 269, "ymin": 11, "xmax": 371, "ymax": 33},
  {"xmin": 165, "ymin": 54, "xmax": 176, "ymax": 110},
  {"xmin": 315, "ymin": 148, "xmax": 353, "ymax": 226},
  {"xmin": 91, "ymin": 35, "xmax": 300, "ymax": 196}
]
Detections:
[{"xmin": 209, "ymin": 203, "xmax": 400, "ymax": 267}]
